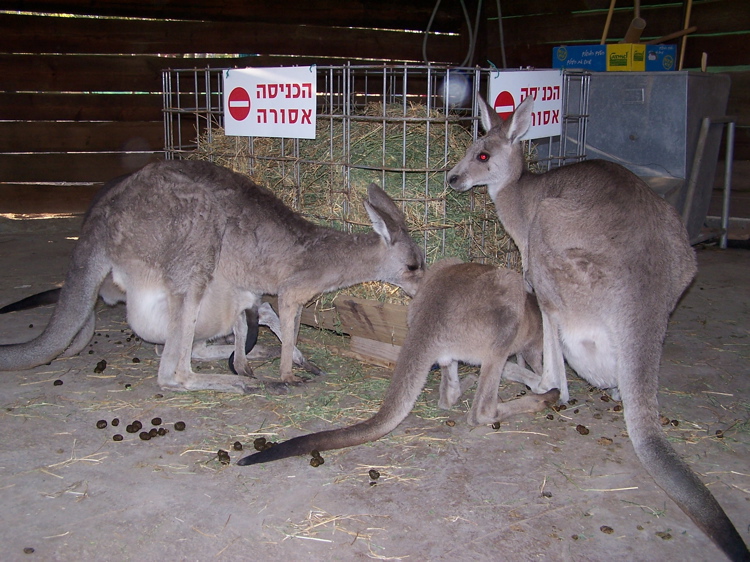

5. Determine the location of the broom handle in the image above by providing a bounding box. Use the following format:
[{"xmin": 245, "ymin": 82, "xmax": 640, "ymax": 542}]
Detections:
[
  {"xmin": 601, "ymin": 0, "xmax": 617, "ymax": 44},
  {"xmin": 645, "ymin": 26, "xmax": 697, "ymax": 45}
]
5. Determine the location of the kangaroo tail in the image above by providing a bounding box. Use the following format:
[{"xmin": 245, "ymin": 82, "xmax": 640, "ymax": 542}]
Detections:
[
  {"xmin": 0, "ymin": 238, "xmax": 110, "ymax": 370},
  {"xmin": 238, "ymin": 347, "xmax": 434, "ymax": 466},
  {"xmin": 237, "ymin": 409, "xmax": 404, "ymax": 466},
  {"xmin": 622, "ymin": 380, "xmax": 749, "ymax": 561},
  {"xmin": 0, "ymin": 288, "xmax": 61, "ymax": 314}
]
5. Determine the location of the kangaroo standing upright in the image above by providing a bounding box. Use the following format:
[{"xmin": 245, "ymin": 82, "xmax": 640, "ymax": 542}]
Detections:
[
  {"xmin": 0, "ymin": 161, "xmax": 425, "ymax": 393},
  {"xmin": 237, "ymin": 258, "xmax": 559, "ymax": 466},
  {"xmin": 447, "ymin": 96, "xmax": 748, "ymax": 561}
]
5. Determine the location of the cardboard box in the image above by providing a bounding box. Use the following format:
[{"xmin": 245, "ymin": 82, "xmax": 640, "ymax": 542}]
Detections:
[
  {"xmin": 607, "ymin": 43, "xmax": 646, "ymax": 71},
  {"xmin": 645, "ymin": 44, "xmax": 677, "ymax": 71},
  {"xmin": 553, "ymin": 43, "xmax": 676, "ymax": 72},
  {"xmin": 553, "ymin": 45, "xmax": 606, "ymax": 72}
]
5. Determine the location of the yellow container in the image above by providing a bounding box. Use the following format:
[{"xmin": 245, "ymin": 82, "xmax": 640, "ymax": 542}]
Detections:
[{"xmin": 607, "ymin": 44, "xmax": 646, "ymax": 71}]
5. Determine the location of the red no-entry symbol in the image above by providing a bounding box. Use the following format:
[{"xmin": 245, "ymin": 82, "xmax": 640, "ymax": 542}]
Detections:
[
  {"xmin": 493, "ymin": 91, "xmax": 516, "ymax": 120},
  {"xmin": 227, "ymin": 87, "xmax": 251, "ymax": 121}
]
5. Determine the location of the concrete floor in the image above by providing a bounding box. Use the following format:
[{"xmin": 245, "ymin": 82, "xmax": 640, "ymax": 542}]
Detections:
[{"xmin": 0, "ymin": 216, "xmax": 747, "ymax": 561}]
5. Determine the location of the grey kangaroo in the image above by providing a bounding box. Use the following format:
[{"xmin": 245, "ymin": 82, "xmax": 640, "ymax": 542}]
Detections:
[
  {"xmin": 0, "ymin": 160, "xmax": 425, "ymax": 393},
  {"xmin": 447, "ymin": 96, "xmax": 748, "ymax": 561},
  {"xmin": 237, "ymin": 258, "xmax": 560, "ymax": 466},
  {"xmin": 0, "ymin": 287, "xmax": 318, "ymax": 378}
]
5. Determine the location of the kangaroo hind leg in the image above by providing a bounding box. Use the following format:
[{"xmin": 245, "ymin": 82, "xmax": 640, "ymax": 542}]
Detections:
[
  {"xmin": 258, "ymin": 302, "xmax": 324, "ymax": 377},
  {"xmin": 157, "ymin": 290, "xmax": 262, "ymax": 394},
  {"xmin": 501, "ymin": 361, "xmax": 543, "ymax": 390},
  {"xmin": 468, "ymin": 358, "xmax": 558, "ymax": 426},
  {"xmin": 438, "ymin": 360, "xmax": 477, "ymax": 410},
  {"xmin": 538, "ymin": 310, "xmax": 569, "ymax": 403}
]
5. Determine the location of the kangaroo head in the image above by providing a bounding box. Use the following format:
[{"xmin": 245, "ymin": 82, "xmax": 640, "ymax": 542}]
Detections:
[
  {"xmin": 448, "ymin": 95, "xmax": 533, "ymax": 200},
  {"xmin": 364, "ymin": 183, "xmax": 426, "ymax": 296}
]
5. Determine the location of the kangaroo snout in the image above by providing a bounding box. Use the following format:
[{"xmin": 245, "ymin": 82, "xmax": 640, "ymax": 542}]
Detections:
[
  {"xmin": 397, "ymin": 275, "xmax": 423, "ymax": 298},
  {"xmin": 447, "ymin": 171, "xmax": 469, "ymax": 192},
  {"xmin": 448, "ymin": 166, "xmax": 482, "ymax": 193}
]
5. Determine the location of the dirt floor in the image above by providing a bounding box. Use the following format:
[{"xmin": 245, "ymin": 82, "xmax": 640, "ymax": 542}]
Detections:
[{"xmin": 0, "ymin": 216, "xmax": 748, "ymax": 562}]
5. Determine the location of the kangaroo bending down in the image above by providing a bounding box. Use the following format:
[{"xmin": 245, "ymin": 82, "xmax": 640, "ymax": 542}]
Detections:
[
  {"xmin": 0, "ymin": 160, "xmax": 425, "ymax": 393},
  {"xmin": 448, "ymin": 96, "xmax": 748, "ymax": 561},
  {"xmin": 237, "ymin": 258, "xmax": 560, "ymax": 466}
]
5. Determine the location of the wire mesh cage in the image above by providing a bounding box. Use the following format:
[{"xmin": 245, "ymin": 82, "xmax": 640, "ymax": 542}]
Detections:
[{"xmin": 162, "ymin": 64, "xmax": 588, "ymax": 273}]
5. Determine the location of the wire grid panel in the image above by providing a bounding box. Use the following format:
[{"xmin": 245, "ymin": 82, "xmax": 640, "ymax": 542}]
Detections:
[
  {"xmin": 162, "ymin": 64, "xmax": 588, "ymax": 268},
  {"xmin": 162, "ymin": 68, "xmax": 224, "ymax": 159},
  {"xmin": 519, "ymin": 70, "xmax": 590, "ymax": 172}
]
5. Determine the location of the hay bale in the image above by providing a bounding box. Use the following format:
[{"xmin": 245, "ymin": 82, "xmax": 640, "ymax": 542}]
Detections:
[{"xmin": 188, "ymin": 102, "xmax": 521, "ymax": 304}]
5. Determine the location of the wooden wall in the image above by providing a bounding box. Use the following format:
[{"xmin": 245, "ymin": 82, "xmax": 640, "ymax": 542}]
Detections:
[
  {"xmin": 0, "ymin": 0, "xmax": 747, "ymax": 216},
  {"xmin": 0, "ymin": 1, "xmax": 466, "ymax": 214}
]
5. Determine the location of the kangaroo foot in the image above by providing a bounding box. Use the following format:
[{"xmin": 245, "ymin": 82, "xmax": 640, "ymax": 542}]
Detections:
[
  {"xmin": 296, "ymin": 357, "xmax": 325, "ymax": 377},
  {"xmin": 468, "ymin": 388, "xmax": 560, "ymax": 426},
  {"xmin": 160, "ymin": 373, "xmax": 266, "ymax": 394},
  {"xmin": 261, "ymin": 381, "xmax": 290, "ymax": 395}
]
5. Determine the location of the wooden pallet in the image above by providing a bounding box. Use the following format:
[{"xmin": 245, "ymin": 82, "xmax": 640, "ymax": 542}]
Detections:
[{"xmin": 267, "ymin": 295, "xmax": 408, "ymax": 368}]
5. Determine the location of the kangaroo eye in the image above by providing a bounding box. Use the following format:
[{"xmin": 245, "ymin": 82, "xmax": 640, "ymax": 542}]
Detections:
[
  {"xmin": 477, "ymin": 152, "xmax": 490, "ymax": 162},
  {"xmin": 406, "ymin": 264, "xmax": 420, "ymax": 272}
]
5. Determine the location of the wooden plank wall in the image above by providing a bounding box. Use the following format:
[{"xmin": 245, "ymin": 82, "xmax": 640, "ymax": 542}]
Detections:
[
  {"xmin": 0, "ymin": 1, "xmax": 465, "ymax": 215},
  {"xmin": 0, "ymin": 0, "xmax": 747, "ymax": 216}
]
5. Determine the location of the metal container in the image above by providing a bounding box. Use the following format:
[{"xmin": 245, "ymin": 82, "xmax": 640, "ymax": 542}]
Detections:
[{"xmin": 582, "ymin": 71, "xmax": 730, "ymax": 242}]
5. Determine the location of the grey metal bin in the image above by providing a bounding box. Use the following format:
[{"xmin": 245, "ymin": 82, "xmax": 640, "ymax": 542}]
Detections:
[{"xmin": 580, "ymin": 71, "xmax": 730, "ymax": 243}]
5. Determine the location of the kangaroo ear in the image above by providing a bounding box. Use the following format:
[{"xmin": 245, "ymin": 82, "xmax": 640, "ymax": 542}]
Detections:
[
  {"xmin": 364, "ymin": 183, "xmax": 405, "ymax": 245},
  {"xmin": 506, "ymin": 96, "xmax": 533, "ymax": 143},
  {"xmin": 478, "ymin": 96, "xmax": 502, "ymax": 133}
]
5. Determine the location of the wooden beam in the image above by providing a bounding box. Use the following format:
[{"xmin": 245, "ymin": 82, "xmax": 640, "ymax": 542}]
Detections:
[
  {"xmin": 0, "ymin": 153, "xmax": 163, "ymax": 183},
  {"xmin": 2, "ymin": 1, "xmax": 465, "ymax": 32},
  {"xmin": 266, "ymin": 294, "xmax": 409, "ymax": 346},
  {"xmin": 677, "ymin": 36, "xmax": 750, "ymax": 70},
  {"xmin": 0, "ymin": 13, "xmax": 463, "ymax": 64},
  {"xmin": 0, "ymin": 121, "xmax": 163, "ymax": 153},
  {"xmin": 267, "ymin": 294, "xmax": 409, "ymax": 368},
  {"xmin": 1, "ymin": 54, "xmax": 169, "ymax": 92},
  {"xmin": 1, "ymin": 51, "xmax": 476, "ymax": 96},
  {"xmin": 334, "ymin": 296, "xmax": 409, "ymax": 347},
  {"xmin": 299, "ymin": 336, "xmax": 397, "ymax": 370},
  {"xmin": 350, "ymin": 336, "xmax": 401, "ymax": 367},
  {"xmin": 0, "ymin": 93, "xmax": 163, "ymax": 121},
  {"xmin": 0, "ymin": 184, "xmax": 100, "ymax": 215}
]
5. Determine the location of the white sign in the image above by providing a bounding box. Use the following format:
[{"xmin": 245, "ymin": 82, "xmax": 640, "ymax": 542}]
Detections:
[
  {"xmin": 223, "ymin": 67, "xmax": 317, "ymax": 139},
  {"xmin": 488, "ymin": 69, "xmax": 563, "ymax": 140}
]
